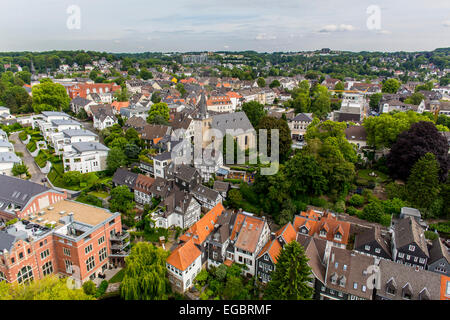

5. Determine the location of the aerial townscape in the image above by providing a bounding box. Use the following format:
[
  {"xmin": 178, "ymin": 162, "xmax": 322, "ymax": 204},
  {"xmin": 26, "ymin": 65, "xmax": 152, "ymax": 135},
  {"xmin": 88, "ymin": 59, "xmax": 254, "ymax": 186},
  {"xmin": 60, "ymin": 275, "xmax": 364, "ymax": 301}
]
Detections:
[{"xmin": 0, "ymin": 47, "xmax": 448, "ymax": 303}]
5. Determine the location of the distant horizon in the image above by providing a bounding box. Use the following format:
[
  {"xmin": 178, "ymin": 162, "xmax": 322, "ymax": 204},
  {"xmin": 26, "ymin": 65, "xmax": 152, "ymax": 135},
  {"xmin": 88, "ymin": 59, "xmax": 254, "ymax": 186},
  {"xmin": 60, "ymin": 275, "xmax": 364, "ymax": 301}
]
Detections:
[
  {"xmin": 0, "ymin": 47, "xmax": 449, "ymax": 55},
  {"xmin": 1, "ymin": 1, "xmax": 449, "ymax": 53}
]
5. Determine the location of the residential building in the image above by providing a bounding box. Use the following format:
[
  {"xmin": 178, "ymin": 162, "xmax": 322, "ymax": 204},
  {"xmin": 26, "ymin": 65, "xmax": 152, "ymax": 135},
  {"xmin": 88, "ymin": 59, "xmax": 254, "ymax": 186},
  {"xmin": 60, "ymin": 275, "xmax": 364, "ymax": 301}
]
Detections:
[
  {"xmin": 427, "ymin": 238, "xmax": 450, "ymax": 276},
  {"xmin": 62, "ymin": 142, "xmax": 109, "ymax": 173},
  {"xmin": 289, "ymin": 113, "xmax": 313, "ymax": 140},
  {"xmin": 376, "ymin": 259, "xmax": 441, "ymax": 300},
  {"xmin": 354, "ymin": 227, "xmax": 392, "ymax": 260},
  {"xmin": 166, "ymin": 239, "xmax": 202, "ymax": 293},
  {"xmin": 0, "ymin": 175, "xmax": 67, "ymax": 221},
  {"xmin": 391, "ymin": 217, "xmax": 429, "ymax": 270},
  {"xmin": 134, "ymin": 174, "xmax": 155, "ymax": 206},
  {"xmin": 90, "ymin": 105, "xmax": 117, "ymax": 130},
  {"xmin": 0, "ymin": 199, "xmax": 127, "ymax": 284}
]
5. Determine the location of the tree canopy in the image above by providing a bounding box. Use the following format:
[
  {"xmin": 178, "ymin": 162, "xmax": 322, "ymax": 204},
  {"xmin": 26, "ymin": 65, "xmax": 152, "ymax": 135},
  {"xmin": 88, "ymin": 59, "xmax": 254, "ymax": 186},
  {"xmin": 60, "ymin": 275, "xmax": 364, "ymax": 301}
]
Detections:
[
  {"xmin": 31, "ymin": 79, "xmax": 70, "ymax": 113},
  {"xmin": 121, "ymin": 242, "xmax": 169, "ymax": 300}
]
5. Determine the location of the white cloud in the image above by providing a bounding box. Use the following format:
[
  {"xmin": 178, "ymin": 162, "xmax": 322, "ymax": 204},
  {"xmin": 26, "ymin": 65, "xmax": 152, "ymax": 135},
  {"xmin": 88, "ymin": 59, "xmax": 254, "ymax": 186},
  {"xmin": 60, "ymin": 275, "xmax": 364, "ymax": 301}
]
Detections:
[
  {"xmin": 443, "ymin": 20, "xmax": 450, "ymax": 27},
  {"xmin": 255, "ymin": 33, "xmax": 277, "ymax": 40},
  {"xmin": 376, "ymin": 30, "xmax": 392, "ymax": 35}
]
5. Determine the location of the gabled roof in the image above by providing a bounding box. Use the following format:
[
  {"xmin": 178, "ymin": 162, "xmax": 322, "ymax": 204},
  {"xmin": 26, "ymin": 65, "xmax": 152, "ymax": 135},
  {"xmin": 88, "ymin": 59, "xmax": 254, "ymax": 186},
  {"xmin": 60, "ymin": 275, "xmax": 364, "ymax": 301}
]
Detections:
[
  {"xmin": 166, "ymin": 238, "xmax": 201, "ymax": 271},
  {"xmin": 112, "ymin": 168, "xmax": 138, "ymax": 189},
  {"xmin": 232, "ymin": 213, "xmax": 266, "ymax": 254},
  {"xmin": 394, "ymin": 217, "xmax": 429, "ymax": 257},
  {"xmin": 257, "ymin": 238, "xmax": 282, "ymax": 263},
  {"xmin": 0, "ymin": 175, "xmax": 52, "ymax": 210},
  {"xmin": 211, "ymin": 111, "xmax": 254, "ymax": 134},
  {"xmin": 354, "ymin": 226, "xmax": 392, "ymax": 259},
  {"xmin": 428, "ymin": 237, "xmax": 450, "ymax": 265},
  {"xmin": 275, "ymin": 222, "xmax": 297, "ymax": 244},
  {"xmin": 179, "ymin": 202, "xmax": 225, "ymax": 245}
]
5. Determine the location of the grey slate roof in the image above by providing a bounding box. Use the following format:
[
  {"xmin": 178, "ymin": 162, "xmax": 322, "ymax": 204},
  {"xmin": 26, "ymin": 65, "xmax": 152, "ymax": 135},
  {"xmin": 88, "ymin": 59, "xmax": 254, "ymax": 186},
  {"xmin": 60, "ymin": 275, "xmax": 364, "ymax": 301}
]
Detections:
[
  {"xmin": 63, "ymin": 129, "xmax": 97, "ymax": 138},
  {"xmin": 211, "ymin": 111, "xmax": 254, "ymax": 134},
  {"xmin": 394, "ymin": 217, "xmax": 429, "ymax": 257},
  {"xmin": 354, "ymin": 226, "xmax": 392, "ymax": 259},
  {"xmin": 0, "ymin": 152, "xmax": 21, "ymax": 163},
  {"xmin": 112, "ymin": 168, "xmax": 138, "ymax": 189},
  {"xmin": 428, "ymin": 237, "xmax": 450, "ymax": 265},
  {"xmin": 291, "ymin": 113, "xmax": 313, "ymax": 122},
  {"xmin": 0, "ymin": 175, "xmax": 51, "ymax": 211},
  {"xmin": 191, "ymin": 184, "xmax": 220, "ymax": 201},
  {"xmin": 51, "ymin": 119, "xmax": 81, "ymax": 126},
  {"xmin": 378, "ymin": 259, "xmax": 441, "ymax": 300},
  {"xmin": 213, "ymin": 180, "xmax": 230, "ymax": 193},
  {"xmin": 71, "ymin": 142, "xmax": 109, "ymax": 153},
  {"xmin": 0, "ymin": 232, "xmax": 17, "ymax": 251},
  {"xmin": 71, "ymin": 96, "xmax": 92, "ymax": 107}
]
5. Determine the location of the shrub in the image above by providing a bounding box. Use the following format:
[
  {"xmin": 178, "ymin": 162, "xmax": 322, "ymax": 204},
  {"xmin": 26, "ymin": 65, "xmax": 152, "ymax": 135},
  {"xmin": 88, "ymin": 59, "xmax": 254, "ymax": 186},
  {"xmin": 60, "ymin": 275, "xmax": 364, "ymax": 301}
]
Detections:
[
  {"xmin": 19, "ymin": 131, "xmax": 28, "ymax": 141},
  {"xmin": 82, "ymin": 281, "xmax": 97, "ymax": 296},
  {"xmin": 334, "ymin": 200, "xmax": 346, "ymax": 213},
  {"xmin": 195, "ymin": 270, "xmax": 209, "ymax": 287},
  {"xmin": 424, "ymin": 230, "xmax": 438, "ymax": 240},
  {"xmin": 380, "ymin": 214, "xmax": 392, "ymax": 227},
  {"xmin": 5, "ymin": 218, "xmax": 18, "ymax": 226},
  {"xmin": 348, "ymin": 194, "xmax": 364, "ymax": 207},
  {"xmin": 346, "ymin": 206, "xmax": 360, "ymax": 216},
  {"xmin": 95, "ymin": 280, "xmax": 109, "ymax": 298},
  {"xmin": 26, "ymin": 141, "xmax": 37, "ymax": 152}
]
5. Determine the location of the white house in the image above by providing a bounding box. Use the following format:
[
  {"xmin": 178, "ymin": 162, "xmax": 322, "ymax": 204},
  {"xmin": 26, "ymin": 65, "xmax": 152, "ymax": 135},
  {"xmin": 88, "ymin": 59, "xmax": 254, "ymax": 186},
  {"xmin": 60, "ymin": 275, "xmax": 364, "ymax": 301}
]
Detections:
[
  {"xmin": 0, "ymin": 152, "xmax": 22, "ymax": 176},
  {"xmin": 91, "ymin": 105, "xmax": 117, "ymax": 131},
  {"xmin": 52, "ymin": 129, "xmax": 98, "ymax": 155},
  {"xmin": 62, "ymin": 141, "xmax": 109, "ymax": 173},
  {"xmin": 0, "ymin": 140, "xmax": 14, "ymax": 153},
  {"xmin": 166, "ymin": 239, "xmax": 202, "ymax": 293}
]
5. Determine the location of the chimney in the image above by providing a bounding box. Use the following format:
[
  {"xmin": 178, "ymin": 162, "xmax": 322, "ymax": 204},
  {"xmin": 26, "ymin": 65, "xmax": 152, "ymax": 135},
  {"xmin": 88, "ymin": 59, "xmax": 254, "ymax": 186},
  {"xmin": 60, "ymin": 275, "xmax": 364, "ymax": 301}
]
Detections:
[
  {"xmin": 68, "ymin": 212, "xmax": 74, "ymax": 223},
  {"xmin": 331, "ymin": 253, "xmax": 335, "ymax": 263},
  {"xmin": 270, "ymin": 232, "xmax": 276, "ymax": 240}
]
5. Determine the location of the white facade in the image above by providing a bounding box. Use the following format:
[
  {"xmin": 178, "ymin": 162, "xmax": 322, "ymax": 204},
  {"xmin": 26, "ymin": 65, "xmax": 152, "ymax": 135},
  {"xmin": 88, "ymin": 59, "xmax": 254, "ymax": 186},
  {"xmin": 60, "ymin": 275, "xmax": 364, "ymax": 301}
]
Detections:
[
  {"xmin": 166, "ymin": 254, "xmax": 201, "ymax": 292},
  {"xmin": 93, "ymin": 115, "xmax": 117, "ymax": 131},
  {"xmin": 62, "ymin": 144, "xmax": 109, "ymax": 173}
]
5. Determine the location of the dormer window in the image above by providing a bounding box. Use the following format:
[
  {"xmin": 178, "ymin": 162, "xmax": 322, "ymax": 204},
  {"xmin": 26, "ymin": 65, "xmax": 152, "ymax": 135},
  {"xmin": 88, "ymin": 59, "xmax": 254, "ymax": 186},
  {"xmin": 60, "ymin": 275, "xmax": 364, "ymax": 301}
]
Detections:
[
  {"xmin": 408, "ymin": 245, "xmax": 415, "ymax": 252},
  {"xmin": 365, "ymin": 245, "xmax": 370, "ymax": 251},
  {"xmin": 334, "ymin": 232, "xmax": 342, "ymax": 241},
  {"xmin": 320, "ymin": 229, "xmax": 327, "ymax": 237}
]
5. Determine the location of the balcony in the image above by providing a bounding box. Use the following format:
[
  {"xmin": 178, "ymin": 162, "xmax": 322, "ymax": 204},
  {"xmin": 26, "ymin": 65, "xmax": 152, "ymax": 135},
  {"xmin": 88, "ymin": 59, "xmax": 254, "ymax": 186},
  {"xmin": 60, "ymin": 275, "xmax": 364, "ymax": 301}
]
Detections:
[{"xmin": 110, "ymin": 232, "xmax": 129, "ymax": 242}]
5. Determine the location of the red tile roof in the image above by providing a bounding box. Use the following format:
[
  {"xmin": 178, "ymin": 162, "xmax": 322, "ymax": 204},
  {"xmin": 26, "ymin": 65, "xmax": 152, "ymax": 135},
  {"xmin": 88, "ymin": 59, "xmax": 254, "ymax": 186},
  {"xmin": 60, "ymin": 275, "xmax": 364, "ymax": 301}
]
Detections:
[
  {"xmin": 166, "ymin": 239, "xmax": 201, "ymax": 271},
  {"xmin": 179, "ymin": 202, "xmax": 225, "ymax": 245}
]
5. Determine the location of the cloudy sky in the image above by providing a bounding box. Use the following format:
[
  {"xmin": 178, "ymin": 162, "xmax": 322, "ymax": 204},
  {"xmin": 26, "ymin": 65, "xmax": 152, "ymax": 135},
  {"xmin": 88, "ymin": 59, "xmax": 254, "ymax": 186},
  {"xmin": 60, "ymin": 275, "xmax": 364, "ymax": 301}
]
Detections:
[{"xmin": 0, "ymin": 0, "xmax": 449, "ymax": 52}]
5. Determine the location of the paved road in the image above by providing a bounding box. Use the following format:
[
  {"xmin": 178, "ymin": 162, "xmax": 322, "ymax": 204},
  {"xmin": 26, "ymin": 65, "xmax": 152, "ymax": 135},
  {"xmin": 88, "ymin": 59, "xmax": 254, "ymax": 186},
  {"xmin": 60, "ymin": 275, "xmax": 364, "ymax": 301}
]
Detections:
[{"xmin": 9, "ymin": 132, "xmax": 47, "ymax": 185}]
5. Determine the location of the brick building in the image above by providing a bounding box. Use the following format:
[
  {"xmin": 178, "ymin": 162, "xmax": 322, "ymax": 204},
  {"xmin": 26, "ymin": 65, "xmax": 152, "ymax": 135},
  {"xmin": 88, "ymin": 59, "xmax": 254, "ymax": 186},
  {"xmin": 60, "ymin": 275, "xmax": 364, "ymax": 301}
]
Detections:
[{"xmin": 0, "ymin": 199, "xmax": 128, "ymax": 284}]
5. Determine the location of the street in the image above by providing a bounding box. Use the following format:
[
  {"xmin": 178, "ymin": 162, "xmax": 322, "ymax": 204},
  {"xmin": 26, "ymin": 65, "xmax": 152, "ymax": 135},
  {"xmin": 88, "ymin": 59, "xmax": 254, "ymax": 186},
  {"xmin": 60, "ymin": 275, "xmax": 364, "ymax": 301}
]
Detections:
[{"xmin": 9, "ymin": 131, "xmax": 47, "ymax": 185}]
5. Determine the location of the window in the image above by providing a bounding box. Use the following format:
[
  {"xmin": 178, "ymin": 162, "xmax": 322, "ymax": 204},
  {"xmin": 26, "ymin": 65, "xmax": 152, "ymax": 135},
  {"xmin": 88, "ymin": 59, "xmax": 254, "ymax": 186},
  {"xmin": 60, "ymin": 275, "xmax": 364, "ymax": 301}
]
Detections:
[
  {"xmin": 343, "ymin": 264, "xmax": 347, "ymax": 271},
  {"xmin": 362, "ymin": 285, "xmax": 367, "ymax": 292},
  {"xmin": 19, "ymin": 252, "xmax": 24, "ymax": 260},
  {"xmin": 98, "ymin": 236, "xmax": 105, "ymax": 245},
  {"xmin": 86, "ymin": 256, "xmax": 95, "ymax": 272},
  {"xmin": 0, "ymin": 271, "xmax": 6, "ymax": 282},
  {"xmin": 40, "ymin": 249, "xmax": 50, "ymax": 260},
  {"xmin": 419, "ymin": 258, "xmax": 425, "ymax": 264},
  {"xmin": 63, "ymin": 247, "xmax": 71, "ymax": 256},
  {"xmin": 99, "ymin": 247, "xmax": 107, "ymax": 262},
  {"xmin": 353, "ymin": 282, "xmax": 358, "ymax": 290},
  {"xmin": 406, "ymin": 255, "xmax": 411, "ymax": 260},
  {"xmin": 398, "ymin": 252, "xmax": 404, "ymax": 258},
  {"xmin": 409, "ymin": 245, "xmax": 415, "ymax": 252},
  {"xmin": 11, "ymin": 258, "xmax": 15, "ymax": 264},
  {"xmin": 85, "ymin": 244, "xmax": 93, "ymax": 254},
  {"xmin": 64, "ymin": 260, "xmax": 73, "ymax": 273},
  {"xmin": 375, "ymin": 248, "xmax": 381, "ymax": 254},
  {"xmin": 17, "ymin": 266, "xmax": 33, "ymax": 284},
  {"xmin": 365, "ymin": 245, "xmax": 370, "ymax": 251},
  {"xmin": 42, "ymin": 261, "xmax": 53, "ymax": 276}
]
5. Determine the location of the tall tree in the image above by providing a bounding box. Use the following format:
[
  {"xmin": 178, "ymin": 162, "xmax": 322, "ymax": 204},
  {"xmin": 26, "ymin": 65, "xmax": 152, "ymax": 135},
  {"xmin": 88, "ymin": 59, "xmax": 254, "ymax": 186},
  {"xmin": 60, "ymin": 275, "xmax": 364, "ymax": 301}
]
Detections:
[
  {"xmin": 256, "ymin": 116, "xmax": 292, "ymax": 162},
  {"xmin": 241, "ymin": 101, "xmax": 266, "ymax": 128},
  {"xmin": 31, "ymin": 79, "xmax": 70, "ymax": 113},
  {"xmin": 106, "ymin": 147, "xmax": 127, "ymax": 174},
  {"xmin": 147, "ymin": 102, "xmax": 170, "ymax": 124},
  {"xmin": 386, "ymin": 121, "xmax": 449, "ymax": 181},
  {"xmin": 406, "ymin": 153, "xmax": 441, "ymax": 210},
  {"xmin": 382, "ymin": 78, "xmax": 401, "ymax": 93},
  {"xmin": 264, "ymin": 241, "xmax": 314, "ymax": 300},
  {"xmin": 121, "ymin": 242, "xmax": 169, "ymax": 300}
]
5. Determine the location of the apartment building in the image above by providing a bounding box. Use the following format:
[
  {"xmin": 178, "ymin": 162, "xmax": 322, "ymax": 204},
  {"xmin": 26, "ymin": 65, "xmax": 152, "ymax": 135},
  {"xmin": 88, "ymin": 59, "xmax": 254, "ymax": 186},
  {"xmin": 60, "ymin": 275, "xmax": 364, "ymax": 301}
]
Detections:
[
  {"xmin": 62, "ymin": 142, "xmax": 109, "ymax": 173},
  {"xmin": 0, "ymin": 199, "xmax": 128, "ymax": 284}
]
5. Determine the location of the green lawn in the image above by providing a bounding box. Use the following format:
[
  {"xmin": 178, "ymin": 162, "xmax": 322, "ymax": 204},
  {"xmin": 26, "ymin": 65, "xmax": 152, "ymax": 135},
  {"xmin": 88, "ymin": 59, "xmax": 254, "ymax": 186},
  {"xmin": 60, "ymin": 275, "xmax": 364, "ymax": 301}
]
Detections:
[
  {"xmin": 88, "ymin": 191, "xmax": 109, "ymax": 199},
  {"xmin": 357, "ymin": 169, "xmax": 389, "ymax": 183},
  {"xmin": 108, "ymin": 269, "xmax": 125, "ymax": 284}
]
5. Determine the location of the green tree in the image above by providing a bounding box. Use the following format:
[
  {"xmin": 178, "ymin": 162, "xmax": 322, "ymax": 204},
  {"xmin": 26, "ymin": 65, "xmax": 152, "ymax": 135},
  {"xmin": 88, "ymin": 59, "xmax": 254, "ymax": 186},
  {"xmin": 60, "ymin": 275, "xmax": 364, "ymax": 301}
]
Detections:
[
  {"xmin": 139, "ymin": 68, "xmax": 153, "ymax": 80},
  {"xmin": 404, "ymin": 92, "xmax": 425, "ymax": 105},
  {"xmin": 31, "ymin": 79, "xmax": 70, "ymax": 113},
  {"xmin": 334, "ymin": 81, "xmax": 345, "ymax": 91},
  {"xmin": 109, "ymin": 185, "xmax": 135, "ymax": 214},
  {"xmin": 257, "ymin": 77, "xmax": 266, "ymax": 88},
  {"xmin": 106, "ymin": 147, "xmax": 127, "ymax": 174},
  {"xmin": 147, "ymin": 102, "xmax": 170, "ymax": 124},
  {"xmin": 256, "ymin": 116, "xmax": 292, "ymax": 162},
  {"xmin": 114, "ymin": 87, "xmax": 130, "ymax": 102},
  {"xmin": 121, "ymin": 242, "xmax": 169, "ymax": 300},
  {"xmin": 241, "ymin": 101, "xmax": 266, "ymax": 128},
  {"xmin": 406, "ymin": 153, "xmax": 440, "ymax": 211},
  {"xmin": 269, "ymin": 80, "xmax": 280, "ymax": 88},
  {"xmin": 362, "ymin": 200, "xmax": 384, "ymax": 223},
  {"xmin": 82, "ymin": 281, "xmax": 97, "ymax": 296},
  {"xmin": 12, "ymin": 163, "xmax": 29, "ymax": 177},
  {"xmin": 0, "ymin": 275, "xmax": 94, "ymax": 300},
  {"xmin": 264, "ymin": 241, "xmax": 313, "ymax": 300},
  {"xmin": 382, "ymin": 78, "xmax": 400, "ymax": 93},
  {"xmin": 369, "ymin": 93, "xmax": 382, "ymax": 111}
]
